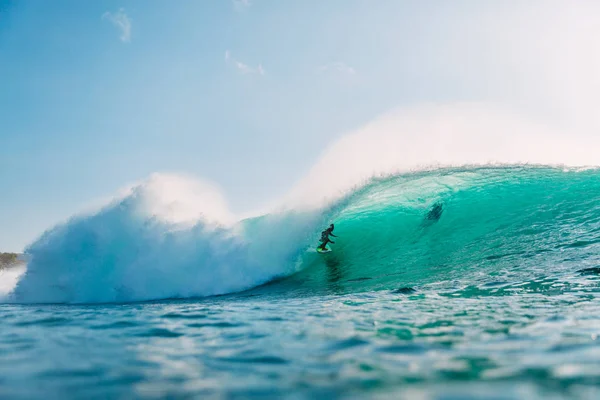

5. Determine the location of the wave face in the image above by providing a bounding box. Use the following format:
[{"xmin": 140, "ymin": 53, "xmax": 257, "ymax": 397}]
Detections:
[
  {"xmin": 9, "ymin": 166, "xmax": 600, "ymax": 303},
  {"xmin": 278, "ymin": 166, "xmax": 600, "ymax": 296}
]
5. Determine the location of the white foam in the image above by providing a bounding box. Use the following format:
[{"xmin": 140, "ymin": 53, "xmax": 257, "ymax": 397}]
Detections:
[
  {"xmin": 0, "ymin": 265, "xmax": 26, "ymax": 299},
  {"xmin": 7, "ymin": 174, "xmax": 321, "ymax": 304}
]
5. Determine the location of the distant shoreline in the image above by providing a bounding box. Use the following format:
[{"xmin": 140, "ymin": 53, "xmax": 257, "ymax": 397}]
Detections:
[{"xmin": 0, "ymin": 253, "xmax": 25, "ymax": 270}]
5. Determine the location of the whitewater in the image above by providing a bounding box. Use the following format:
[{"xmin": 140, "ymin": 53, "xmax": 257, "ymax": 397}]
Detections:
[{"xmin": 2, "ymin": 104, "xmax": 600, "ymax": 399}]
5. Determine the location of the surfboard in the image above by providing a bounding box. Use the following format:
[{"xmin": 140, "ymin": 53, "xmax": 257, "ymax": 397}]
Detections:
[{"xmin": 316, "ymin": 246, "xmax": 332, "ymax": 254}]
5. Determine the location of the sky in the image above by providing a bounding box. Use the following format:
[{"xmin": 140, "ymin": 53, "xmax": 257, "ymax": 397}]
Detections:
[{"xmin": 2, "ymin": 0, "xmax": 600, "ymax": 251}]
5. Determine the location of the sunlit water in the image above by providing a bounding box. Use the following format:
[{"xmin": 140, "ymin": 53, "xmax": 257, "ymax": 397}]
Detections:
[{"xmin": 2, "ymin": 278, "xmax": 600, "ymax": 399}]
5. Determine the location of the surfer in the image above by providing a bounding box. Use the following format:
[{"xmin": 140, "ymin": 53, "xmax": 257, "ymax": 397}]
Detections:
[
  {"xmin": 425, "ymin": 202, "xmax": 443, "ymax": 221},
  {"xmin": 318, "ymin": 224, "xmax": 337, "ymax": 250}
]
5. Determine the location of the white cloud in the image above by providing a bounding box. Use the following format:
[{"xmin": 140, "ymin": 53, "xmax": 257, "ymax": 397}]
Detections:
[
  {"xmin": 234, "ymin": 61, "xmax": 252, "ymax": 74},
  {"xmin": 225, "ymin": 50, "xmax": 265, "ymax": 75},
  {"xmin": 234, "ymin": 61, "xmax": 265, "ymax": 75},
  {"xmin": 102, "ymin": 8, "xmax": 131, "ymax": 43},
  {"xmin": 318, "ymin": 62, "xmax": 356, "ymax": 76},
  {"xmin": 233, "ymin": 0, "xmax": 251, "ymax": 12}
]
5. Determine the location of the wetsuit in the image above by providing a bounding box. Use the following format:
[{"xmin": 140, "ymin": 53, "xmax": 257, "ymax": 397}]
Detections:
[{"xmin": 318, "ymin": 227, "xmax": 337, "ymax": 250}]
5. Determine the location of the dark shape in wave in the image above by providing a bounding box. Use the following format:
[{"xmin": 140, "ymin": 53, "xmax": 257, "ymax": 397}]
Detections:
[
  {"xmin": 578, "ymin": 267, "xmax": 600, "ymax": 276},
  {"xmin": 391, "ymin": 287, "xmax": 416, "ymax": 295}
]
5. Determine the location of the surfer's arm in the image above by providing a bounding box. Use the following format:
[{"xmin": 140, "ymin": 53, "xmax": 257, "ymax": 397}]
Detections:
[{"xmin": 330, "ymin": 233, "xmax": 337, "ymax": 237}]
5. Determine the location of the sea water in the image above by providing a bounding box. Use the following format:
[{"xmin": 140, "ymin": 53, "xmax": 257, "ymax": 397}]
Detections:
[{"xmin": 2, "ymin": 167, "xmax": 600, "ymax": 399}]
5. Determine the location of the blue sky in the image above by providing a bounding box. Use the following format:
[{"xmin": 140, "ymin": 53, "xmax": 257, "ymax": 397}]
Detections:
[{"xmin": 2, "ymin": 1, "xmax": 600, "ymax": 251}]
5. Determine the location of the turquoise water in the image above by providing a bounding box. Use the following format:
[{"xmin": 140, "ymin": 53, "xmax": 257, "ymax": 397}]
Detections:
[{"xmin": 2, "ymin": 166, "xmax": 600, "ymax": 399}]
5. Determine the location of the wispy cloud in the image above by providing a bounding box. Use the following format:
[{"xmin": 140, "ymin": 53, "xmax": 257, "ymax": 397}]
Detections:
[
  {"xmin": 234, "ymin": 61, "xmax": 265, "ymax": 75},
  {"xmin": 225, "ymin": 50, "xmax": 265, "ymax": 75},
  {"xmin": 233, "ymin": 0, "xmax": 251, "ymax": 12},
  {"xmin": 318, "ymin": 62, "xmax": 356, "ymax": 76},
  {"xmin": 102, "ymin": 8, "xmax": 131, "ymax": 43}
]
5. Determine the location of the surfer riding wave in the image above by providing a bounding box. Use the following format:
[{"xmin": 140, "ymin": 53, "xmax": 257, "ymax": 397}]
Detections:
[{"xmin": 318, "ymin": 224, "xmax": 337, "ymax": 251}]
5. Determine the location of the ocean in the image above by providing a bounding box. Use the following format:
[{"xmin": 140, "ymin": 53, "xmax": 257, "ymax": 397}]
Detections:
[{"xmin": 2, "ymin": 166, "xmax": 600, "ymax": 399}]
